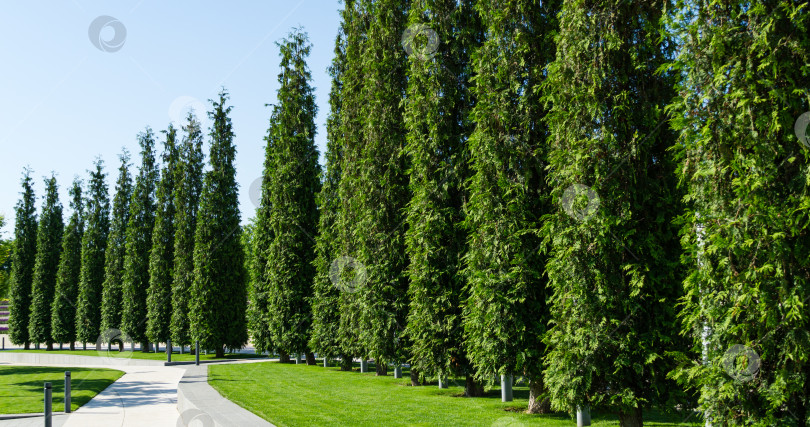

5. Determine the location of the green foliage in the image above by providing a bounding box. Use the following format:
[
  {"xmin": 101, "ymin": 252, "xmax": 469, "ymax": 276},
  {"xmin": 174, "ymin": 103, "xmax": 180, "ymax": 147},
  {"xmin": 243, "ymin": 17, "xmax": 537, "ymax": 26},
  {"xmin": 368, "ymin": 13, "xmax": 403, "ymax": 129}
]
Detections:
[
  {"xmin": 122, "ymin": 129, "xmax": 159, "ymax": 347},
  {"xmin": 461, "ymin": 0, "xmax": 556, "ymax": 407},
  {"xmin": 668, "ymin": 0, "xmax": 810, "ymax": 423},
  {"xmin": 354, "ymin": 0, "xmax": 410, "ymax": 368},
  {"xmin": 252, "ymin": 29, "xmax": 321, "ymax": 358},
  {"xmin": 0, "ymin": 217, "xmax": 10, "ymax": 299},
  {"xmin": 403, "ymin": 0, "xmax": 482, "ymax": 384},
  {"xmin": 51, "ymin": 177, "xmax": 84, "ymax": 345},
  {"xmin": 99, "ymin": 151, "xmax": 131, "ymax": 334},
  {"xmin": 28, "ymin": 175, "xmax": 63, "ymax": 346},
  {"xmin": 76, "ymin": 159, "xmax": 110, "ymax": 345},
  {"xmin": 8, "ymin": 169, "xmax": 37, "ymax": 346},
  {"xmin": 191, "ymin": 90, "xmax": 248, "ymax": 355},
  {"xmin": 308, "ymin": 19, "xmax": 346, "ymax": 358},
  {"xmin": 147, "ymin": 126, "xmax": 179, "ymax": 344},
  {"xmin": 541, "ymin": 0, "xmax": 685, "ymax": 421},
  {"xmin": 171, "ymin": 113, "xmax": 204, "ymax": 347}
]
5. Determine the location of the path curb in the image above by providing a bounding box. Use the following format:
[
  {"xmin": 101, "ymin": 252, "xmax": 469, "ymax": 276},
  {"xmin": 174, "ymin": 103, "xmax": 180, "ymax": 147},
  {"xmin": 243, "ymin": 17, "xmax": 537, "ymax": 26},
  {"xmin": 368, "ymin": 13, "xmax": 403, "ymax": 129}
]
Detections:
[
  {"xmin": 0, "ymin": 352, "xmax": 165, "ymax": 366},
  {"xmin": 177, "ymin": 364, "xmax": 274, "ymax": 427}
]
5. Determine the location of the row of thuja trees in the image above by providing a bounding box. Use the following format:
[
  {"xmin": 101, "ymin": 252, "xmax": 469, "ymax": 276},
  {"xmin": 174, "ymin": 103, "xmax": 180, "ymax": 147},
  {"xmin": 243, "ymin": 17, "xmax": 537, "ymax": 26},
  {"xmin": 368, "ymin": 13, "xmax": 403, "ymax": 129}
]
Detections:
[
  {"xmin": 5, "ymin": 0, "xmax": 810, "ymax": 425},
  {"xmin": 8, "ymin": 92, "xmax": 244, "ymax": 358}
]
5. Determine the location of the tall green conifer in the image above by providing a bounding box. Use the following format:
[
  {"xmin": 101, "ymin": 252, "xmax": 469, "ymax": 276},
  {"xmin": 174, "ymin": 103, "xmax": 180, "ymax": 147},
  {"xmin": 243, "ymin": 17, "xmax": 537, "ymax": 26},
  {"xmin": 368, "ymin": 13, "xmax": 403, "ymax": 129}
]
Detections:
[
  {"xmin": 191, "ymin": 91, "xmax": 248, "ymax": 358},
  {"xmin": 669, "ymin": 0, "xmax": 810, "ymax": 423},
  {"xmin": 542, "ymin": 1, "xmax": 684, "ymax": 424},
  {"xmin": 147, "ymin": 126, "xmax": 179, "ymax": 345},
  {"xmin": 28, "ymin": 175, "xmax": 63, "ymax": 350},
  {"xmin": 8, "ymin": 169, "xmax": 38, "ymax": 349},
  {"xmin": 100, "ymin": 151, "xmax": 132, "ymax": 334},
  {"xmin": 52, "ymin": 178, "xmax": 83, "ymax": 349},
  {"xmin": 171, "ymin": 113, "xmax": 204, "ymax": 349},
  {"xmin": 122, "ymin": 129, "xmax": 159, "ymax": 351}
]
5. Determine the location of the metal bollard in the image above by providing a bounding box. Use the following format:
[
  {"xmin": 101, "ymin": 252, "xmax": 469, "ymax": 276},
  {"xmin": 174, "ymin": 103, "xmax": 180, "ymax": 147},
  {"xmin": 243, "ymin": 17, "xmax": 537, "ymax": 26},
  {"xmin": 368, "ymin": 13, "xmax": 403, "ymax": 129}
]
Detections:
[
  {"xmin": 64, "ymin": 372, "xmax": 71, "ymax": 413},
  {"xmin": 195, "ymin": 341, "xmax": 200, "ymax": 366},
  {"xmin": 167, "ymin": 339, "xmax": 172, "ymax": 363},
  {"xmin": 44, "ymin": 382, "xmax": 52, "ymax": 427},
  {"xmin": 393, "ymin": 365, "xmax": 402, "ymax": 379},
  {"xmin": 360, "ymin": 359, "xmax": 368, "ymax": 373},
  {"xmin": 577, "ymin": 405, "xmax": 591, "ymax": 426},
  {"xmin": 501, "ymin": 374, "xmax": 513, "ymax": 402},
  {"xmin": 323, "ymin": 357, "xmax": 328, "ymax": 368}
]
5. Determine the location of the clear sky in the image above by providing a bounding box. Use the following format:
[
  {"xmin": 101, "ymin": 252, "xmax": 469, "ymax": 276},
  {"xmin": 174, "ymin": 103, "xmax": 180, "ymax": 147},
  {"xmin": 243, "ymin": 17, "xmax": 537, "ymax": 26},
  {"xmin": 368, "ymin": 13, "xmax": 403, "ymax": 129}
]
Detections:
[{"xmin": 0, "ymin": 1, "xmax": 342, "ymax": 237}]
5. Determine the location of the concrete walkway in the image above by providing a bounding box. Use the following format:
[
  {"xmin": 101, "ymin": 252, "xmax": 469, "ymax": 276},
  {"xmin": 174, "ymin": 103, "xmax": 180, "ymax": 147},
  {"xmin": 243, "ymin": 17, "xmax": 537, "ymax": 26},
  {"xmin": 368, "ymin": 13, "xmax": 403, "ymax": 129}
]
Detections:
[{"xmin": 0, "ymin": 352, "xmax": 274, "ymax": 427}]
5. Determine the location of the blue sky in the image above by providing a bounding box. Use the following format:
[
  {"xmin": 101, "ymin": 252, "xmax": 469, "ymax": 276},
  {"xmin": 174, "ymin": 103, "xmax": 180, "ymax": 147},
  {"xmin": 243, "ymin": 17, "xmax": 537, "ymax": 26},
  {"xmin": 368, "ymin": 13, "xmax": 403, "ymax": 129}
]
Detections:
[{"xmin": 1, "ymin": 1, "xmax": 341, "ymax": 237}]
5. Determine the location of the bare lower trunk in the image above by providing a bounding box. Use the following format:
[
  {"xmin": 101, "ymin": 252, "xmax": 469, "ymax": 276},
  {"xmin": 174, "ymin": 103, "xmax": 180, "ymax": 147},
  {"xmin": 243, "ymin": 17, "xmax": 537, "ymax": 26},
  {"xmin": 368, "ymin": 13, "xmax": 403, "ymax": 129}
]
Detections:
[
  {"xmin": 69, "ymin": 342, "xmax": 74, "ymax": 351},
  {"xmin": 410, "ymin": 367, "xmax": 421, "ymax": 386},
  {"xmin": 465, "ymin": 375, "xmax": 485, "ymax": 397},
  {"xmin": 339, "ymin": 354, "xmax": 353, "ymax": 371},
  {"xmin": 526, "ymin": 378, "xmax": 551, "ymax": 414},
  {"xmin": 59, "ymin": 343, "xmax": 63, "ymax": 350},
  {"xmin": 46, "ymin": 342, "xmax": 53, "ymax": 351},
  {"xmin": 279, "ymin": 352, "xmax": 291, "ymax": 363},
  {"xmin": 141, "ymin": 342, "xmax": 151, "ymax": 353},
  {"xmin": 305, "ymin": 352, "xmax": 316, "ymax": 365},
  {"xmin": 82, "ymin": 342, "xmax": 86, "ymax": 350},
  {"xmin": 215, "ymin": 346, "xmax": 224, "ymax": 358},
  {"xmin": 375, "ymin": 362, "xmax": 387, "ymax": 376},
  {"xmin": 24, "ymin": 342, "xmax": 30, "ymax": 350},
  {"xmin": 618, "ymin": 405, "xmax": 643, "ymax": 427}
]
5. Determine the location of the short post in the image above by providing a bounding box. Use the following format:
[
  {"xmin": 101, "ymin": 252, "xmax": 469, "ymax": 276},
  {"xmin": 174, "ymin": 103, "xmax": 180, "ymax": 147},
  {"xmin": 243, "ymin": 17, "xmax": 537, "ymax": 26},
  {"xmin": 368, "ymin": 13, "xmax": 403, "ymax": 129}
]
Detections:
[
  {"xmin": 393, "ymin": 364, "xmax": 402, "ymax": 379},
  {"xmin": 154, "ymin": 342, "xmax": 159, "ymax": 353},
  {"xmin": 360, "ymin": 359, "xmax": 368, "ymax": 373},
  {"xmin": 195, "ymin": 341, "xmax": 200, "ymax": 366},
  {"xmin": 438, "ymin": 377, "xmax": 448, "ymax": 389},
  {"xmin": 166, "ymin": 339, "xmax": 172, "ymax": 363},
  {"xmin": 577, "ymin": 405, "xmax": 591, "ymax": 427},
  {"xmin": 2, "ymin": 337, "xmax": 4, "ymax": 349},
  {"xmin": 501, "ymin": 374, "xmax": 513, "ymax": 402},
  {"xmin": 323, "ymin": 357, "xmax": 328, "ymax": 368},
  {"xmin": 44, "ymin": 382, "xmax": 52, "ymax": 427},
  {"xmin": 296, "ymin": 353, "xmax": 302, "ymax": 364},
  {"xmin": 64, "ymin": 371, "xmax": 71, "ymax": 413}
]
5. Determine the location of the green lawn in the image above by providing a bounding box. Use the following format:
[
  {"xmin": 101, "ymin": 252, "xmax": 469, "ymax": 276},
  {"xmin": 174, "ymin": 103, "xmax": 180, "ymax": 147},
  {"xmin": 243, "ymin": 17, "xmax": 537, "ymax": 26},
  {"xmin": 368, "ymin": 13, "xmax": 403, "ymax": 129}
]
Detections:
[
  {"xmin": 209, "ymin": 361, "xmax": 703, "ymax": 427},
  {"xmin": 0, "ymin": 366, "xmax": 123, "ymax": 414},
  {"xmin": 9, "ymin": 349, "xmax": 267, "ymax": 362}
]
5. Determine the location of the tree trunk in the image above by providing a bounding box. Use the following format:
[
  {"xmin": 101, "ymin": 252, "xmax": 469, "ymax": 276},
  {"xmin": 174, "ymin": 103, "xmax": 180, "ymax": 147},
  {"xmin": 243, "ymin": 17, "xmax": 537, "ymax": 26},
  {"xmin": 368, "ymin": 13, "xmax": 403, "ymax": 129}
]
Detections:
[
  {"xmin": 465, "ymin": 375, "xmax": 485, "ymax": 397},
  {"xmin": 46, "ymin": 342, "xmax": 53, "ymax": 351},
  {"xmin": 69, "ymin": 342, "xmax": 74, "ymax": 351},
  {"xmin": 526, "ymin": 378, "xmax": 551, "ymax": 414},
  {"xmin": 305, "ymin": 352, "xmax": 316, "ymax": 365},
  {"xmin": 410, "ymin": 367, "xmax": 421, "ymax": 386},
  {"xmin": 59, "ymin": 343, "xmax": 63, "ymax": 350},
  {"xmin": 339, "ymin": 354, "xmax": 353, "ymax": 371},
  {"xmin": 24, "ymin": 342, "xmax": 30, "ymax": 350},
  {"xmin": 215, "ymin": 346, "xmax": 224, "ymax": 358},
  {"xmin": 618, "ymin": 405, "xmax": 643, "ymax": 427},
  {"xmin": 279, "ymin": 352, "xmax": 291, "ymax": 363},
  {"xmin": 375, "ymin": 362, "xmax": 387, "ymax": 376},
  {"xmin": 82, "ymin": 342, "xmax": 86, "ymax": 350}
]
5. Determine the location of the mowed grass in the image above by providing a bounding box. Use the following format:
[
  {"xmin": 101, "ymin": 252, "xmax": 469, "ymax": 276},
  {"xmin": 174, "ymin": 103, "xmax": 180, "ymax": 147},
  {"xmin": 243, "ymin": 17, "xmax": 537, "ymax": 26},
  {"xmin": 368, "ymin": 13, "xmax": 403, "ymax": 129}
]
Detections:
[
  {"xmin": 0, "ymin": 365, "xmax": 123, "ymax": 414},
  {"xmin": 209, "ymin": 361, "xmax": 703, "ymax": 427},
  {"xmin": 9, "ymin": 349, "xmax": 267, "ymax": 362}
]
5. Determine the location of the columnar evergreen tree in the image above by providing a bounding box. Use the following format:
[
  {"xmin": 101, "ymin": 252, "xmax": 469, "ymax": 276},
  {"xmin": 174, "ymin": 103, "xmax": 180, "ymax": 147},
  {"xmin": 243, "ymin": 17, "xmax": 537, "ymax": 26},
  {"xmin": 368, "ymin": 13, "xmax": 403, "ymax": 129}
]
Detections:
[
  {"xmin": 8, "ymin": 169, "xmax": 38, "ymax": 349},
  {"xmin": 542, "ymin": 1, "xmax": 684, "ymax": 424},
  {"xmin": 334, "ymin": 0, "xmax": 370, "ymax": 370},
  {"xmin": 171, "ymin": 113, "xmax": 204, "ymax": 350},
  {"xmin": 191, "ymin": 90, "xmax": 248, "ymax": 358},
  {"xmin": 402, "ymin": 0, "xmax": 482, "ymax": 395},
  {"xmin": 147, "ymin": 126, "xmax": 179, "ymax": 347},
  {"xmin": 28, "ymin": 175, "xmax": 63, "ymax": 350},
  {"xmin": 309, "ymin": 18, "xmax": 346, "ymax": 363},
  {"xmin": 100, "ymin": 151, "xmax": 132, "ymax": 334},
  {"xmin": 353, "ymin": 0, "xmax": 410, "ymax": 376},
  {"xmin": 51, "ymin": 178, "xmax": 83, "ymax": 349},
  {"xmin": 252, "ymin": 29, "xmax": 321, "ymax": 364},
  {"xmin": 462, "ymin": 0, "xmax": 558, "ymax": 412},
  {"xmin": 76, "ymin": 160, "xmax": 110, "ymax": 348},
  {"xmin": 122, "ymin": 129, "xmax": 159, "ymax": 351},
  {"xmin": 669, "ymin": 0, "xmax": 810, "ymax": 423}
]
